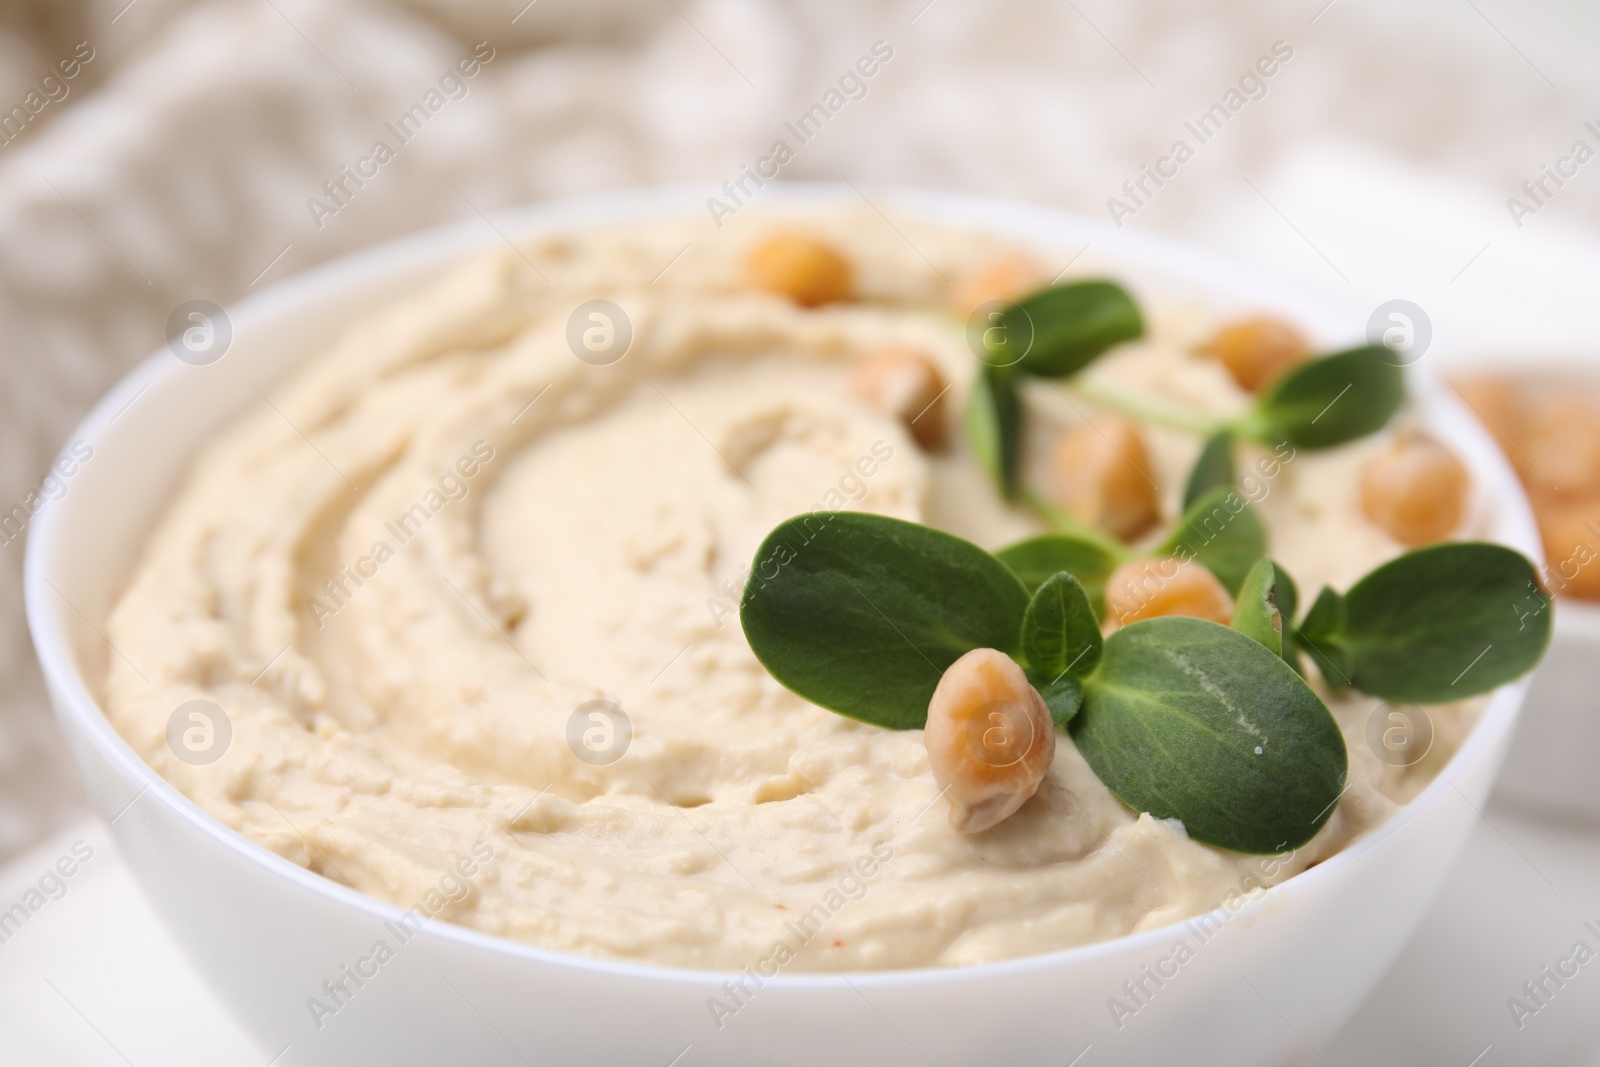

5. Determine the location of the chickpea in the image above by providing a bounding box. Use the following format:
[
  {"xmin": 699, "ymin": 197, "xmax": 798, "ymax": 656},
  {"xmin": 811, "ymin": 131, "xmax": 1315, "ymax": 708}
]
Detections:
[
  {"xmin": 1048, "ymin": 415, "xmax": 1161, "ymax": 543},
  {"xmin": 1538, "ymin": 499, "xmax": 1600, "ymax": 600},
  {"xmin": 949, "ymin": 254, "xmax": 1048, "ymax": 318},
  {"xmin": 744, "ymin": 232, "xmax": 854, "ymax": 307},
  {"xmin": 1518, "ymin": 395, "xmax": 1600, "ymax": 502},
  {"xmin": 1359, "ymin": 431, "xmax": 1470, "ymax": 546},
  {"xmin": 1452, "ymin": 375, "xmax": 1525, "ymax": 451},
  {"xmin": 1454, "ymin": 373, "xmax": 1600, "ymax": 602},
  {"xmin": 851, "ymin": 345, "xmax": 949, "ymax": 450},
  {"xmin": 1103, "ymin": 557, "xmax": 1234, "ymax": 629},
  {"xmin": 1459, "ymin": 375, "xmax": 1600, "ymax": 502},
  {"xmin": 925, "ymin": 648, "xmax": 1056, "ymax": 833},
  {"xmin": 1197, "ymin": 316, "xmax": 1311, "ymax": 393},
  {"xmin": 1454, "ymin": 376, "xmax": 1600, "ymax": 501}
]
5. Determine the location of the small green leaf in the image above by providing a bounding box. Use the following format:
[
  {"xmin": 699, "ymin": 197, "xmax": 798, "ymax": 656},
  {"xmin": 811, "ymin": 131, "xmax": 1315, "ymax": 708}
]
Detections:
[
  {"xmin": 1184, "ymin": 428, "xmax": 1235, "ymax": 509},
  {"xmin": 1021, "ymin": 572, "xmax": 1103, "ymax": 682},
  {"xmin": 995, "ymin": 533, "xmax": 1125, "ymax": 610},
  {"xmin": 1073, "ymin": 617, "xmax": 1347, "ymax": 853},
  {"xmin": 1232, "ymin": 558, "xmax": 1286, "ymax": 657},
  {"xmin": 984, "ymin": 280, "xmax": 1144, "ymax": 378},
  {"xmin": 740, "ymin": 512, "xmax": 1031, "ymax": 730},
  {"xmin": 1035, "ymin": 674, "xmax": 1085, "ymax": 727},
  {"xmin": 1245, "ymin": 346, "xmax": 1404, "ymax": 450},
  {"xmin": 1296, "ymin": 586, "xmax": 1352, "ymax": 690},
  {"xmin": 1296, "ymin": 542, "xmax": 1553, "ymax": 703},
  {"xmin": 1273, "ymin": 562, "xmax": 1302, "ymax": 673},
  {"xmin": 965, "ymin": 364, "xmax": 1023, "ymax": 498},
  {"xmin": 1158, "ymin": 486, "xmax": 1267, "ymax": 594},
  {"xmin": 1274, "ymin": 562, "xmax": 1299, "ymax": 630}
]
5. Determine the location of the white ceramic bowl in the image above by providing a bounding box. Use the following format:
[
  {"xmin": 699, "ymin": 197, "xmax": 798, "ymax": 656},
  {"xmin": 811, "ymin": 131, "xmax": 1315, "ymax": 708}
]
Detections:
[{"xmin": 25, "ymin": 186, "xmax": 1543, "ymax": 1067}]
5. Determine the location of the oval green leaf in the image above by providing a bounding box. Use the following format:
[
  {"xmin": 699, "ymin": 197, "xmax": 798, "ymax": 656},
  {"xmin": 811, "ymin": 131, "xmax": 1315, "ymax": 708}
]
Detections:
[
  {"xmin": 965, "ymin": 364, "xmax": 1023, "ymax": 498},
  {"xmin": 984, "ymin": 280, "xmax": 1144, "ymax": 379},
  {"xmin": 1158, "ymin": 486, "xmax": 1267, "ymax": 594},
  {"xmin": 1036, "ymin": 674, "xmax": 1085, "ymax": 727},
  {"xmin": 1269, "ymin": 559, "xmax": 1302, "ymax": 673},
  {"xmin": 740, "ymin": 512, "xmax": 1031, "ymax": 729},
  {"xmin": 1183, "ymin": 428, "xmax": 1236, "ymax": 509},
  {"xmin": 1231, "ymin": 557, "xmax": 1287, "ymax": 657},
  {"xmin": 996, "ymin": 532, "xmax": 1125, "ymax": 611},
  {"xmin": 1295, "ymin": 586, "xmax": 1351, "ymax": 691},
  {"xmin": 1297, "ymin": 542, "xmax": 1552, "ymax": 703},
  {"xmin": 1073, "ymin": 617, "xmax": 1348, "ymax": 853},
  {"xmin": 1021, "ymin": 572, "xmax": 1103, "ymax": 682},
  {"xmin": 1246, "ymin": 345, "xmax": 1404, "ymax": 450}
]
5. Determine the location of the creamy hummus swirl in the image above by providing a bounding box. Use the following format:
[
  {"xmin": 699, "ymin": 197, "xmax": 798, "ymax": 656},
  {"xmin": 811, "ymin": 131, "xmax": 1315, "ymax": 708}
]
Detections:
[{"xmin": 104, "ymin": 215, "xmax": 1482, "ymax": 971}]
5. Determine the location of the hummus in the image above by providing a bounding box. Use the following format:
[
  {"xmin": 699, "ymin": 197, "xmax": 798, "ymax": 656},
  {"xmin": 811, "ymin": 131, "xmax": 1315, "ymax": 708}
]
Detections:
[{"xmin": 104, "ymin": 214, "xmax": 1484, "ymax": 971}]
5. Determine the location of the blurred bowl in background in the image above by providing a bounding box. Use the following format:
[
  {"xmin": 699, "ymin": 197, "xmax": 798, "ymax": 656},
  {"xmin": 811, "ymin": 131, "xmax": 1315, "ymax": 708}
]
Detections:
[
  {"xmin": 1449, "ymin": 355, "xmax": 1600, "ymax": 822},
  {"xmin": 1502, "ymin": 599, "xmax": 1600, "ymax": 819}
]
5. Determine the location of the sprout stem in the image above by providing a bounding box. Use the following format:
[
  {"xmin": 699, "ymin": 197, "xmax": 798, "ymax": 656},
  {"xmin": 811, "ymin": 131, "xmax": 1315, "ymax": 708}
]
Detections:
[
  {"xmin": 1073, "ymin": 375, "xmax": 1229, "ymax": 436},
  {"xmin": 1021, "ymin": 490, "xmax": 1136, "ymax": 561}
]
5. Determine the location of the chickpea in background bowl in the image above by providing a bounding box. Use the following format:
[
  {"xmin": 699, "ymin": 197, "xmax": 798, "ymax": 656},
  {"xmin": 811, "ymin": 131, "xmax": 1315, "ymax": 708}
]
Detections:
[{"xmin": 1455, "ymin": 375, "xmax": 1600, "ymax": 600}]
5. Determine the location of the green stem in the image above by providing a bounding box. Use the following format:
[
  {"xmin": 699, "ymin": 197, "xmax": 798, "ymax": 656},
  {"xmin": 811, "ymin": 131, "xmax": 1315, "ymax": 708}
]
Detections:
[
  {"xmin": 1072, "ymin": 374, "xmax": 1230, "ymax": 437},
  {"xmin": 1021, "ymin": 490, "xmax": 1137, "ymax": 562},
  {"xmin": 1228, "ymin": 410, "xmax": 1277, "ymax": 444}
]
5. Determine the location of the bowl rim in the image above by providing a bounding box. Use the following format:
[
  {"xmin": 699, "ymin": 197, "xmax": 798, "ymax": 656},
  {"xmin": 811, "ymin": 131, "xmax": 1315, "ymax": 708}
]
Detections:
[{"xmin": 23, "ymin": 181, "xmax": 1544, "ymax": 990}]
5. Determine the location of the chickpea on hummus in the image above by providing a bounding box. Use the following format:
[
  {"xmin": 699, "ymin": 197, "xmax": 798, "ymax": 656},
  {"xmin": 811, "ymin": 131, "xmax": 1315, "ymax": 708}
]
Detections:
[{"xmin": 105, "ymin": 214, "xmax": 1487, "ymax": 971}]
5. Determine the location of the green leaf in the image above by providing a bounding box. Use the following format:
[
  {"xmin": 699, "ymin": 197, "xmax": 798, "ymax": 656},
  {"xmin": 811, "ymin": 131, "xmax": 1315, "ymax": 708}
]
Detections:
[
  {"xmin": 1295, "ymin": 542, "xmax": 1553, "ymax": 703},
  {"xmin": 1273, "ymin": 559, "xmax": 1299, "ymax": 626},
  {"xmin": 983, "ymin": 280, "xmax": 1144, "ymax": 378},
  {"xmin": 739, "ymin": 512, "xmax": 1031, "ymax": 730},
  {"xmin": 1073, "ymin": 617, "xmax": 1347, "ymax": 853},
  {"xmin": 1158, "ymin": 486, "xmax": 1267, "ymax": 594},
  {"xmin": 1021, "ymin": 572, "xmax": 1103, "ymax": 682},
  {"xmin": 1036, "ymin": 674, "xmax": 1085, "ymax": 727},
  {"xmin": 1272, "ymin": 561, "xmax": 1302, "ymax": 673},
  {"xmin": 1183, "ymin": 428, "xmax": 1235, "ymax": 509},
  {"xmin": 1296, "ymin": 586, "xmax": 1352, "ymax": 690},
  {"xmin": 995, "ymin": 533, "xmax": 1125, "ymax": 611},
  {"xmin": 965, "ymin": 364, "xmax": 1023, "ymax": 498},
  {"xmin": 1231, "ymin": 558, "xmax": 1288, "ymax": 657},
  {"xmin": 1245, "ymin": 346, "xmax": 1404, "ymax": 450}
]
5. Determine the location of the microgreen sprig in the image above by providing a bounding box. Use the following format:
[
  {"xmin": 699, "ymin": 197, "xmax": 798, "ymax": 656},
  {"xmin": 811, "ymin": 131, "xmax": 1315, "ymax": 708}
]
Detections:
[
  {"xmin": 1175, "ymin": 345, "xmax": 1405, "ymax": 504},
  {"xmin": 740, "ymin": 512, "xmax": 1341, "ymax": 852},
  {"xmin": 963, "ymin": 280, "xmax": 1143, "ymax": 498},
  {"xmin": 999, "ymin": 484, "xmax": 1267, "ymax": 611},
  {"xmin": 1290, "ymin": 544, "xmax": 1553, "ymax": 702},
  {"xmin": 739, "ymin": 513, "xmax": 1550, "ymax": 854},
  {"xmin": 1081, "ymin": 345, "xmax": 1406, "ymax": 447},
  {"xmin": 979, "ymin": 280, "xmax": 1146, "ymax": 378},
  {"xmin": 959, "ymin": 281, "xmax": 1405, "ymax": 527}
]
